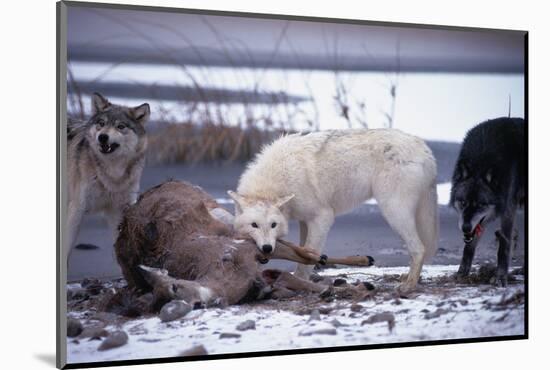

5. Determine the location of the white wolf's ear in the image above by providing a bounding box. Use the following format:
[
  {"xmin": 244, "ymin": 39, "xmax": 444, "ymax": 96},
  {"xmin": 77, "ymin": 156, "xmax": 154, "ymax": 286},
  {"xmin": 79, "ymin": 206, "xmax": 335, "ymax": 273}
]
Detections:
[
  {"xmin": 227, "ymin": 190, "xmax": 245, "ymax": 215},
  {"xmin": 92, "ymin": 92, "xmax": 111, "ymax": 114},
  {"xmin": 130, "ymin": 103, "xmax": 151, "ymax": 125},
  {"xmin": 275, "ymin": 194, "xmax": 295, "ymax": 208}
]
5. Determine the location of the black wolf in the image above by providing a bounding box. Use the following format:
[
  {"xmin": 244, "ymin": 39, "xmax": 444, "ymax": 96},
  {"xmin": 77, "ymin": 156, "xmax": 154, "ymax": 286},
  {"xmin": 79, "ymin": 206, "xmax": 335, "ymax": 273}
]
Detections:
[{"xmin": 450, "ymin": 117, "xmax": 525, "ymax": 286}]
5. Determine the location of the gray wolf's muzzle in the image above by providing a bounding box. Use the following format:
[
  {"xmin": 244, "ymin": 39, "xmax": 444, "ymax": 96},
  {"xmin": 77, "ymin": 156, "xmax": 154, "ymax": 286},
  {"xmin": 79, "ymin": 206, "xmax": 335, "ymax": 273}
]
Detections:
[{"xmin": 98, "ymin": 133, "xmax": 120, "ymax": 154}]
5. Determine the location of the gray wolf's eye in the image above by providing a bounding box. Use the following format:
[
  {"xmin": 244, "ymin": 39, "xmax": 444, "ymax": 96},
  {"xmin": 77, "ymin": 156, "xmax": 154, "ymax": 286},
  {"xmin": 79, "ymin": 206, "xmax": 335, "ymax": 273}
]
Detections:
[
  {"xmin": 460, "ymin": 201, "xmax": 467, "ymax": 208},
  {"xmin": 97, "ymin": 120, "xmax": 105, "ymax": 127},
  {"xmin": 271, "ymin": 222, "xmax": 277, "ymax": 228},
  {"xmin": 251, "ymin": 222, "xmax": 258, "ymax": 228},
  {"xmin": 117, "ymin": 124, "xmax": 126, "ymax": 130}
]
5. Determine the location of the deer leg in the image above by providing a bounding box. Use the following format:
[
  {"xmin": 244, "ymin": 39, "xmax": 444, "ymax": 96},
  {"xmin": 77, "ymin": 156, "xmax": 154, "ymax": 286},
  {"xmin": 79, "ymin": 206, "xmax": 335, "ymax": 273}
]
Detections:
[
  {"xmin": 138, "ymin": 265, "xmax": 220, "ymax": 308},
  {"xmin": 272, "ymin": 239, "xmax": 374, "ymax": 267}
]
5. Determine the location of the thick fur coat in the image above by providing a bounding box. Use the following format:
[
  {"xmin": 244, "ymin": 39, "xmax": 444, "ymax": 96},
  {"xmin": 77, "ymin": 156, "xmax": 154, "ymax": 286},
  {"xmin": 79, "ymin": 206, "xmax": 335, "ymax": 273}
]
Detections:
[
  {"xmin": 230, "ymin": 129, "xmax": 438, "ymax": 292},
  {"xmin": 66, "ymin": 93, "xmax": 150, "ymax": 264}
]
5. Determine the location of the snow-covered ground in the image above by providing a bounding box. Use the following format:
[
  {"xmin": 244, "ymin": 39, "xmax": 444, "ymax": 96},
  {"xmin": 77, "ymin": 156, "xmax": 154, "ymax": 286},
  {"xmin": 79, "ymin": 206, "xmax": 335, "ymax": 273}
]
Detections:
[{"xmin": 67, "ymin": 264, "xmax": 525, "ymax": 364}]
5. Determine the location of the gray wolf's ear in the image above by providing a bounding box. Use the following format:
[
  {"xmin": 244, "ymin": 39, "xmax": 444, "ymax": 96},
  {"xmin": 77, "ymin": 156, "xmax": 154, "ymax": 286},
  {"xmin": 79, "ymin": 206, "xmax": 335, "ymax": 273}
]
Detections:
[
  {"xmin": 92, "ymin": 92, "xmax": 111, "ymax": 114},
  {"xmin": 227, "ymin": 190, "xmax": 244, "ymax": 215},
  {"xmin": 275, "ymin": 194, "xmax": 295, "ymax": 208},
  {"xmin": 130, "ymin": 103, "xmax": 151, "ymax": 125}
]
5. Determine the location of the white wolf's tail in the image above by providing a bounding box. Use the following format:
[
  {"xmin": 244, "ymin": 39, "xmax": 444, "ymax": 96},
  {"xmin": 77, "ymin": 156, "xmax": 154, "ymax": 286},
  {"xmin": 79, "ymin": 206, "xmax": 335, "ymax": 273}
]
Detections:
[{"xmin": 416, "ymin": 183, "xmax": 439, "ymax": 262}]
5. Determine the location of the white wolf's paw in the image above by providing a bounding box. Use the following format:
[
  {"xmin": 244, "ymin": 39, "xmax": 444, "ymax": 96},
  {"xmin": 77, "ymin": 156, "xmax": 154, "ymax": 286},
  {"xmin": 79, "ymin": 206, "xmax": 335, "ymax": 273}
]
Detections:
[{"xmin": 396, "ymin": 282, "xmax": 417, "ymax": 296}]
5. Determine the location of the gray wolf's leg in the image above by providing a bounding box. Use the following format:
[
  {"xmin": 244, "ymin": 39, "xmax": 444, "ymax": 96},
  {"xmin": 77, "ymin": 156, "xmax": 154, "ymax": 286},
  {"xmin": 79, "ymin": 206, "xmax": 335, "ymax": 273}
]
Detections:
[
  {"xmin": 105, "ymin": 210, "xmax": 123, "ymax": 247},
  {"xmin": 66, "ymin": 201, "xmax": 84, "ymax": 267},
  {"xmin": 294, "ymin": 211, "xmax": 334, "ymax": 279}
]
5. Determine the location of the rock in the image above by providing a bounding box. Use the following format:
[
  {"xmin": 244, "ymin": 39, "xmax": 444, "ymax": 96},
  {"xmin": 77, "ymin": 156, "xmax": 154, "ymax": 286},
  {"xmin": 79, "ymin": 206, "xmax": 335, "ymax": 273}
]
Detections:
[
  {"xmin": 361, "ymin": 312, "xmax": 396, "ymax": 332},
  {"xmin": 159, "ymin": 300, "xmax": 192, "ymax": 322},
  {"xmin": 319, "ymin": 287, "xmax": 333, "ymax": 299},
  {"xmin": 362, "ymin": 282, "xmax": 376, "ymax": 291},
  {"xmin": 98, "ymin": 331, "xmax": 128, "ymax": 351},
  {"xmin": 318, "ymin": 307, "xmax": 333, "ymax": 315},
  {"xmin": 92, "ymin": 312, "xmax": 120, "ymax": 324},
  {"xmin": 219, "ymin": 332, "xmax": 241, "ymax": 339},
  {"xmin": 392, "ymin": 298, "xmax": 402, "ymax": 305},
  {"xmin": 333, "ymin": 278, "xmax": 347, "ymax": 286},
  {"xmin": 81, "ymin": 278, "xmax": 104, "ymax": 295},
  {"xmin": 424, "ymin": 308, "xmax": 451, "ymax": 320},
  {"xmin": 67, "ymin": 318, "xmax": 83, "ymax": 338},
  {"xmin": 80, "ymin": 326, "xmax": 109, "ymax": 340},
  {"xmin": 350, "ymin": 303, "xmax": 363, "ymax": 312},
  {"xmin": 330, "ymin": 319, "xmax": 347, "ymax": 328},
  {"xmin": 67, "ymin": 287, "xmax": 88, "ymax": 301},
  {"xmin": 310, "ymin": 273, "xmax": 324, "ymax": 283},
  {"xmin": 180, "ymin": 344, "xmax": 208, "ymax": 356},
  {"xmin": 308, "ymin": 309, "xmax": 321, "ymax": 322},
  {"xmin": 299, "ymin": 324, "xmax": 337, "ymax": 336},
  {"xmin": 236, "ymin": 320, "xmax": 256, "ymax": 331}
]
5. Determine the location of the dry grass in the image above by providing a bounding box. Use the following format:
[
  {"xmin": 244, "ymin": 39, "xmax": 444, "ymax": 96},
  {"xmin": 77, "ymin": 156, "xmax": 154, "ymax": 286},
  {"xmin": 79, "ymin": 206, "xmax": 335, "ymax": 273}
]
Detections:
[{"xmin": 146, "ymin": 123, "xmax": 291, "ymax": 165}]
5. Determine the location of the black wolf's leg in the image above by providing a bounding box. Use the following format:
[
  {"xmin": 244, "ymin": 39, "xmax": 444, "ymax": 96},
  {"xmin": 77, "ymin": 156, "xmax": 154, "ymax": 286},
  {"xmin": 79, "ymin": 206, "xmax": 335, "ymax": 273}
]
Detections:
[
  {"xmin": 496, "ymin": 208, "xmax": 517, "ymax": 287},
  {"xmin": 458, "ymin": 238, "xmax": 478, "ymax": 277}
]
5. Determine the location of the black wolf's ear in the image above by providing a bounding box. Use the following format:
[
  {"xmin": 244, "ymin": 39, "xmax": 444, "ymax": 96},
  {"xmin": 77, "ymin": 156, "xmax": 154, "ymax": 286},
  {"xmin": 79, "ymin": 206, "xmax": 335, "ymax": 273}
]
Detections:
[
  {"xmin": 460, "ymin": 164, "xmax": 468, "ymax": 179},
  {"xmin": 484, "ymin": 169, "xmax": 493, "ymax": 184},
  {"xmin": 92, "ymin": 92, "xmax": 111, "ymax": 114},
  {"xmin": 130, "ymin": 103, "xmax": 151, "ymax": 125},
  {"xmin": 455, "ymin": 163, "xmax": 468, "ymax": 180}
]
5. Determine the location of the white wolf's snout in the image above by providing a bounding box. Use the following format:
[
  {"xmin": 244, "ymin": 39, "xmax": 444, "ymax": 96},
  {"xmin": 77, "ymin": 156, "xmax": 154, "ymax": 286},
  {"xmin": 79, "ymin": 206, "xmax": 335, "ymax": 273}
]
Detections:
[{"xmin": 227, "ymin": 190, "xmax": 293, "ymax": 255}]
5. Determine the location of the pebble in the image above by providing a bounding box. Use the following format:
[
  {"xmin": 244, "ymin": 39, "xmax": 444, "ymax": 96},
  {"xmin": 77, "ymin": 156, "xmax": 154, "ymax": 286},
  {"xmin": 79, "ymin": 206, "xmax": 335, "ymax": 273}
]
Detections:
[
  {"xmin": 98, "ymin": 331, "xmax": 128, "ymax": 351},
  {"xmin": 67, "ymin": 318, "xmax": 83, "ymax": 338},
  {"xmin": 180, "ymin": 344, "xmax": 208, "ymax": 356},
  {"xmin": 333, "ymin": 278, "xmax": 347, "ymax": 286},
  {"xmin": 424, "ymin": 308, "xmax": 451, "ymax": 320},
  {"xmin": 308, "ymin": 309, "xmax": 321, "ymax": 322},
  {"xmin": 219, "ymin": 332, "xmax": 241, "ymax": 339},
  {"xmin": 361, "ymin": 312, "xmax": 396, "ymax": 332},
  {"xmin": 236, "ymin": 320, "xmax": 256, "ymax": 331},
  {"xmin": 159, "ymin": 300, "xmax": 192, "ymax": 322},
  {"xmin": 299, "ymin": 324, "xmax": 338, "ymax": 336},
  {"xmin": 330, "ymin": 319, "xmax": 347, "ymax": 328},
  {"xmin": 80, "ymin": 326, "xmax": 109, "ymax": 340},
  {"xmin": 350, "ymin": 303, "xmax": 364, "ymax": 312}
]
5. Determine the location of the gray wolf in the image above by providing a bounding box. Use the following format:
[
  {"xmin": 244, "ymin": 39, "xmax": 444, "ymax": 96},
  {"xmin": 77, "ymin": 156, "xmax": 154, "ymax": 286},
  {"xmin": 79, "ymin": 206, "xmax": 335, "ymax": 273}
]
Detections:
[
  {"xmin": 228, "ymin": 129, "xmax": 438, "ymax": 293},
  {"xmin": 66, "ymin": 93, "xmax": 150, "ymax": 264},
  {"xmin": 450, "ymin": 117, "xmax": 525, "ymax": 286}
]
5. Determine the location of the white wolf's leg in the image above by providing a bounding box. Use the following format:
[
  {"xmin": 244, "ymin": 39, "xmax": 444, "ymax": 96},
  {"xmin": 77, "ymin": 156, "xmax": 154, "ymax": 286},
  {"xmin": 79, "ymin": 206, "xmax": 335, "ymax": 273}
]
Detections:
[
  {"xmin": 299, "ymin": 221, "xmax": 308, "ymax": 246},
  {"xmin": 377, "ymin": 196, "xmax": 426, "ymax": 293},
  {"xmin": 294, "ymin": 211, "xmax": 334, "ymax": 279}
]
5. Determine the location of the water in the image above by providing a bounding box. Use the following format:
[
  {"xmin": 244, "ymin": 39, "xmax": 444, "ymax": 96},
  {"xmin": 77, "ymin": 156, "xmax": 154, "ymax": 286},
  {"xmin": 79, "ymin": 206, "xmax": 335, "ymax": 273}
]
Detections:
[{"xmin": 68, "ymin": 62, "xmax": 524, "ymax": 142}]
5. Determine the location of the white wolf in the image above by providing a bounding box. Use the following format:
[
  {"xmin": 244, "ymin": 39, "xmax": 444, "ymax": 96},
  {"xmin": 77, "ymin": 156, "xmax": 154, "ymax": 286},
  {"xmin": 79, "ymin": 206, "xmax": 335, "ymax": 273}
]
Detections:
[{"xmin": 229, "ymin": 129, "xmax": 438, "ymax": 292}]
